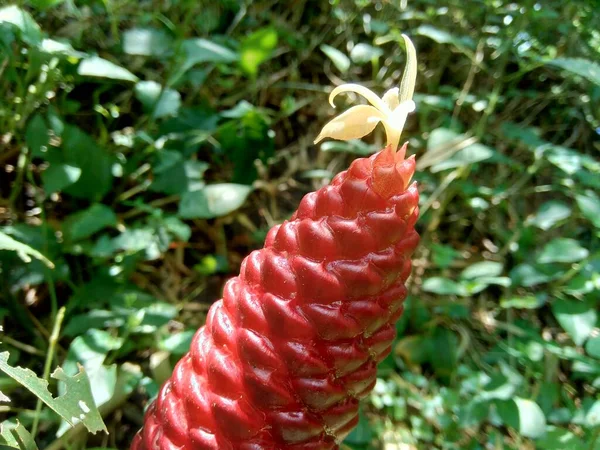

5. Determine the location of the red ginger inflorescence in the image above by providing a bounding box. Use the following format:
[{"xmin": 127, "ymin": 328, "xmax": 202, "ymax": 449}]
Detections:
[{"xmin": 131, "ymin": 144, "xmax": 420, "ymax": 450}]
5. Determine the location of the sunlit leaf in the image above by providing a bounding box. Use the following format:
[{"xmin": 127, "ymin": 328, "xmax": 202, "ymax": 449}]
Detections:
[
  {"xmin": 320, "ymin": 44, "xmax": 350, "ymax": 72},
  {"xmin": 135, "ymin": 81, "xmax": 181, "ymax": 119},
  {"xmin": 239, "ymin": 28, "xmax": 278, "ymax": 77},
  {"xmin": 0, "ymin": 5, "xmax": 42, "ymax": 45},
  {"xmin": 547, "ymin": 57, "xmax": 600, "ymax": 87},
  {"xmin": 537, "ymin": 238, "xmax": 589, "ymax": 264},
  {"xmin": 552, "ymin": 298, "xmax": 597, "ymax": 346},
  {"xmin": 179, "ymin": 184, "xmax": 252, "ymax": 219},
  {"xmin": 528, "ymin": 201, "xmax": 571, "ymax": 230},
  {"xmin": 0, "ymin": 352, "xmax": 107, "ymax": 434},
  {"xmin": 78, "ymin": 56, "xmax": 138, "ymax": 82},
  {"xmin": 0, "ymin": 232, "xmax": 53, "ymax": 268},
  {"xmin": 123, "ymin": 27, "xmax": 172, "ymax": 57}
]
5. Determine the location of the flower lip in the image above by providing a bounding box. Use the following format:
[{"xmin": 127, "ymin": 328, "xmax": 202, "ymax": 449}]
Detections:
[{"xmin": 314, "ymin": 34, "xmax": 417, "ymax": 158}]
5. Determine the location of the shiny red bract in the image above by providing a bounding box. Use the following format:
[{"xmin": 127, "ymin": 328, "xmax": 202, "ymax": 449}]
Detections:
[{"xmin": 132, "ymin": 145, "xmax": 419, "ymax": 450}]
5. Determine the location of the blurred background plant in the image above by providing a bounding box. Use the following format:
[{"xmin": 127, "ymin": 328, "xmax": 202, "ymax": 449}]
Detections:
[{"xmin": 0, "ymin": 0, "xmax": 599, "ymax": 449}]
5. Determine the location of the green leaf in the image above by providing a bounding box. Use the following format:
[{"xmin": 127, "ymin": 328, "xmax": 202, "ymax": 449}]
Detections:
[
  {"xmin": 585, "ymin": 336, "xmax": 600, "ymax": 359},
  {"xmin": 61, "ymin": 330, "xmax": 122, "ymax": 408},
  {"xmin": 0, "ymin": 231, "xmax": 53, "ymax": 268},
  {"xmin": 431, "ymin": 244, "xmax": 460, "ymax": 268},
  {"xmin": 500, "ymin": 294, "xmax": 546, "ymax": 309},
  {"xmin": 552, "ymin": 298, "xmax": 597, "ymax": 346},
  {"xmin": 461, "ymin": 261, "xmax": 503, "ymax": 279},
  {"xmin": 62, "ymin": 204, "xmax": 117, "ymax": 242},
  {"xmin": 60, "ymin": 125, "xmax": 114, "ymax": 201},
  {"xmin": 0, "ymin": 421, "xmax": 38, "ymax": 450},
  {"xmin": 350, "ymin": 43, "xmax": 383, "ymax": 64},
  {"xmin": 134, "ymin": 81, "xmax": 181, "ymax": 119},
  {"xmin": 510, "ymin": 263, "xmax": 553, "ymax": 287},
  {"xmin": 0, "ymin": 352, "xmax": 107, "ymax": 434},
  {"xmin": 537, "ymin": 238, "xmax": 589, "ymax": 264},
  {"xmin": 320, "ymin": 44, "xmax": 350, "ymax": 72},
  {"xmin": 497, "ymin": 398, "xmax": 546, "ymax": 439},
  {"xmin": 416, "ymin": 25, "xmax": 475, "ymax": 52},
  {"xmin": 25, "ymin": 114, "xmax": 49, "ymax": 158},
  {"xmin": 42, "ymin": 164, "xmax": 82, "ymax": 194},
  {"xmin": 422, "ymin": 277, "xmax": 465, "ymax": 296},
  {"xmin": 547, "ymin": 57, "xmax": 600, "ymax": 86},
  {"xmin": 575, "ymin": 192, "xmax": 600, "ymax": 228},
  {"xmin": 170, "ymin": 38, "xmax": 238, "ymax": 84},
  {"xmin": 426, "ymin": 129, "xmax": 493, "ymax": 173},
  {"xmin": 239, "ymin": 28, "xmax": 278, "ymax": 77},
  {"xmin": 78, "ymin": 56, "xmax": 138, "ymax": 82},
  {"xmin": 28, "ymin": 0, "xmax": 66, "ymax": 10},
  {"xmin": 536, "ymin": 426, "xmax": 586, "ymax": 450},
  {"xmin": 122, "ymin": 27, "xmax": 172, "ymax": 57},
  {"xmin": 343, "ymin": 408, "xmax": 373, "ymax": 446},
  {"xmin": 179, "ymin": 184, "xmax": 252, "ymax": 219},
  {"xmin": 159, "ymin": 330, "xmax": 195, "ymax": 356},
  {"xmin": 0, "ymin": 6, "xmax": 42, "ymax": 45},
  {"xmin": 586, "ymin": 400, "xmax": 600, "ymax": 427},
  {"xmin": 528, "ymin": 201, "xmax": 571, "ymax": 230}
]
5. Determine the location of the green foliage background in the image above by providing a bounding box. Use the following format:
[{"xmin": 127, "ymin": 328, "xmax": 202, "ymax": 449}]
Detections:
[{"xmin": 1, "ymin": 0, "xmax": 599, "ymax": 449}]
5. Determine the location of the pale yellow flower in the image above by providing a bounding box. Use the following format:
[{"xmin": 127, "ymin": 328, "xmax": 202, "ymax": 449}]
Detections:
[{"xmin": 314, "ymin": 34, "xmax": 417, "ymax": 155}]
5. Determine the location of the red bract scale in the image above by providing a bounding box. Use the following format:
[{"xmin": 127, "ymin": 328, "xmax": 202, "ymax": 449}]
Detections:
[
  {"xmin": 132, "ymin": 34, "xmax": 420, "ymax": 450},
  {"xmin": 131, "ymin": 146, "xmax": 419, "ymax": 450}
]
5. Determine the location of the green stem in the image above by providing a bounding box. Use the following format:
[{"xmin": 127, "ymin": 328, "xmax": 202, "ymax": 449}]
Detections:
[{"xmin": 31, "ymin": 307, "xmax": 66, "ymax": 439}]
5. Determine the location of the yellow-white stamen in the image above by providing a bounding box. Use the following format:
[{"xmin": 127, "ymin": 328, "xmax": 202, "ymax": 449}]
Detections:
[{"xmin": 314, "ymin": 34, "xmax": 417, "ymax": 155}]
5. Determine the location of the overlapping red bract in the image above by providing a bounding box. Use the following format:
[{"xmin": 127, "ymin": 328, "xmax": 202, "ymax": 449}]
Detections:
[{"xmin": 132, "ymin": 145, "xmax": 420, "ymax": 450}]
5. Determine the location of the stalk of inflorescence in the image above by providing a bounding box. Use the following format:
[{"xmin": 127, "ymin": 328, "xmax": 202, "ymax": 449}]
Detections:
[{"xmin": 132, "ymin": 34, "xmax": 420, "ymax": 450}]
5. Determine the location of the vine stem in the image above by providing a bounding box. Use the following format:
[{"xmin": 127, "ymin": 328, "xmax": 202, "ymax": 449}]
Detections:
[{"xmin": 31, "ymin": 306, "xmax": 66, "ymax": 439}]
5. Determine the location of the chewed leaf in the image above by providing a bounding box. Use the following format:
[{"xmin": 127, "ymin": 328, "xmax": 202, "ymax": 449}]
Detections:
[
  {"xmin": 0, "ymin": 352, "xmax": 107, "ymax": 435},
  {"xmin": 314, "ymin": 105, "xmax": 385, "ymax": 144}
]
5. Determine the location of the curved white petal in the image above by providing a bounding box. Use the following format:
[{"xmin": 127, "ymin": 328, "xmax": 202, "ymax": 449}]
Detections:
[
  {"xmin": 399, "ymin": 34, "xmax": 417, "ymax": 103},
  {"xmin": 329, "ymin": 83, "xmax": 390, "ymax": 113},
  {"xmin": 382, "ymin": 87, "xmax": 400, "ymax": 111},
  {"xmin": 314, "ymin": 105, "xmax": 386, "ymax": 144}
]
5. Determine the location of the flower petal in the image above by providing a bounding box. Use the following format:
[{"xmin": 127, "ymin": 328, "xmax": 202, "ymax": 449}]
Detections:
[
  {"xmin": 314, "ymin": 105, "xmax": 386, "ymax": 144},
  {"xmin": 382, "ymin": 88, "xmax": 400, "ymax": 111},
  {"xmin": 398, "ymin": 34, "xmax": 417, "ymax": 103},
  {"xmin": 328, "ymin": 83, "xmax": 390, "ymax": 113}
]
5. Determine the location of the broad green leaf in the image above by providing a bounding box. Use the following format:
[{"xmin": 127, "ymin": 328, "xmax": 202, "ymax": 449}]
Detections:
[
  {"xmin": 239, "ymin": 28, "xmax": 278, "ymax": 77},
  {"xmin": 497, "ymin": 398, "xmax": 546, "ymax": 439},
  {"xmin": 42, "ymin": 164, "xmax": 82, "ymax": 194},
  {"xmin": 25, "ymin": 114, "xmax": 49, "ymax": 158},
  {"xmin": 78, "ymin": 56, "xmax": 138, "ymax": 82},
  {"xmin": 586, "ymin": 400, "xmax": 600, "ymax": 427},
  {"xmin": 416, "ymin": 24, "xmax": 475, "ymax": 52},
  {"xmin": 159, "ymin": 330, "xmax": 195, "ymax": 356},
  {"xmin": 60, "ymin": 125, "xmax": 114, "ymax": 200},
  {"xmin": 179, "ymin": 184, "xmax": 252, "ymax": 219},
  {"xmin": 431, "ymin": 244, "xmax": 460, "ymax": 269},
  {"xmin": 0, "ymin": 421, "xmax": 38, "ymax": 450},
  {"xmin": 431, "ymin": 143, "xmax": 494, "ymax": 172},
  {"xmin": 0, "ymin": 352, "xmax": 107, "ymax": 434},
  {"xmin": 28, "ymin": 0, "xmax": 66, "ymax": 10},
  {"xmin": 575, "ymin": 192, "xmax": 600, "ymax": 228},
  {"xmin": 547, "ymin": 57, "xmax": 600, "ymax": 86},
  {"xmin": 0, "ymin": 231, "xmax": 53, "ymax": 268},
  {"xmin": 422, "ymin": 277, "xmax": 465, "ymax": 296},
  {"xmin": 122, "ymin": 27, "xmax": 172, "ymax": 57},
  {"xmin": 320, "ymin": 44, "xmax": 350, "ymax": 72},
  {"xmin": 350, "ymin": 43, "xmax": 383, "ymax": 64},
  {"xmin": 537, "ymin": 238, "xmax": 589, "ymax": 264},
  {"xmin": 510, "ymin": 263, "xmax": 553, "ymax": 287},
  {"xmin": 343, "ymin": 408, "xmax": 373, "ymax": 446},
  {"xmin": 461, "ymin": 261, "xmax": 503, "ymax": 279},
  {"xmin": 134, "ymin": 81, "xmax": 181, "ymax": 119},
  {"xmin": 62, "ymin": 204, "xmax": 117, "ymax": 242},
  {"xmin": 61, "ymin": 330, "xmax": 122, "ymax": 409},
  {"xmin": 585, "ymin": 336, "xmax": 600, "ymax": 359},
  {"xmin": 500, "ymin": 295, "xmax": 546, "ymax": 309},
  {"xmin": 0, "ymin": 6, "xmax": 42, "ymax": 45},
  {"xmin": 528, "ymin": 201, "xmax": 571, "ymax": 230},
  {"xmin": 552, "ymin": 298, "xmax": 597, "ymax": 346},
  {"xmin": 170, "ymin": 38, "xmax": 238, "ymax": 84},
  {"xmin": 536, "ymin": 426, "xmax": 586, "ymax": 450}
]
